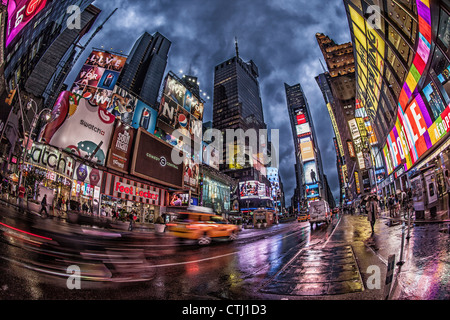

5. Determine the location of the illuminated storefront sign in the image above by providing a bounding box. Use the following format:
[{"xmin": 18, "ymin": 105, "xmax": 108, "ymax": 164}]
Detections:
[{"xmin": 102, "ymin": 172, "xmax": 165, "ymax": 206}]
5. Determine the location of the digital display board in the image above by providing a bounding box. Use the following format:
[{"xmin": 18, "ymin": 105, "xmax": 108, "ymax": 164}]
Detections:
[
  {"xmin": 6, "ymin": 0, "xmax": 49, "ymax": 48},
  {"xmin": 71, "ymin": 50, "xmax": 127, "ymax": 110}
]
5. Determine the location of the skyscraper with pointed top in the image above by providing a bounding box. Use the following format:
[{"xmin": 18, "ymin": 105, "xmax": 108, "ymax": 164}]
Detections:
[{"xmin": 213, "ymin": 39, "xmax": 266, "ymax": 132}]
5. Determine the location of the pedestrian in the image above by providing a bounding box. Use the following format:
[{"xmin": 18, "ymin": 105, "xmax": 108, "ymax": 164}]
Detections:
[
  {"xmin": 56, "ymin": 196, "xmax": 63, "ymax": 217},
  {"xmin": 18, "ymin": 184, "xmax": 26, "ymax": 213},
  {"xmin": 100, "ymin": 206, "xmax": 106, "ymax": 219},
  {"xmin": 128, "ymin": 211, "xmax": 135, "ymax": 231},
  {"xmin": 368, "ymin": 195, "xmax": 378, "ymax": 234},
  {"xmin": 39, "ymin": 194, "xmax": 48, "ymax": 217}
]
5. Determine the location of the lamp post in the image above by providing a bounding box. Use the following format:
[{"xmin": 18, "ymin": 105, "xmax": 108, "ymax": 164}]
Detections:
[{"xmin": 18, "ymin": 99, "xmax": 51, "ymax": 188}]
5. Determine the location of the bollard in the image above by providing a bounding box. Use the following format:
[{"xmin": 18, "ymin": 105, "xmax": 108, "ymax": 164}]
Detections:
[
  {"xmin": 397, "ymin": 222, "xmax": 405, "ymax": 266},
  {"xmin": 406, "ymin": 207, "xmax": 411, "ymax": 241}
]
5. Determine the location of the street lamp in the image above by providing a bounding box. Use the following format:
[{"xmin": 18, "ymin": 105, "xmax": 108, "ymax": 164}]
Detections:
[{"xmin": 18, "ymin": 99, "xmax": 52, "ymax": 187}]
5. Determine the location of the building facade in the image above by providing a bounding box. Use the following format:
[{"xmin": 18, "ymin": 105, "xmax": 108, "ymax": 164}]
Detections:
[
  {"xmin": 118, "ymin": 32, "xmax": 171, "ymax": 108},
  {"xmin": 344, "ymin": 0, "xmax": 450, "ymax": 213},
  {"xmin": 285, "ymin": 82, "xmax": 326, "ymax": 210}
]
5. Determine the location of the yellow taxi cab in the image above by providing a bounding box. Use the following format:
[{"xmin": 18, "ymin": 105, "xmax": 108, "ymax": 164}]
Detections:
[
  {"xmin": 297, "ymin": 212, "xmax": 310, "ymax": 222},
  {"xmin": 167, "ymin": 212, "xmax": 239, "ymax": 245}
]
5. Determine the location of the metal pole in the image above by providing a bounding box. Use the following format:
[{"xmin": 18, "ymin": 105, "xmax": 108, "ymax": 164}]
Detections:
[
  {"xmin": 397, "ymin": 221, "xmax": 406, "ymax": 266},
  {"xmin": 406, "ymin": 204, "xmax": 411, "ymax": 241}
]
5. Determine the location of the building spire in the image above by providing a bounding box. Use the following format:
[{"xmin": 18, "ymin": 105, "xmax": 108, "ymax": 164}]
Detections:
[{"xmin": 235, "ymin": 37, "xmax": 239, "ymax": 59}]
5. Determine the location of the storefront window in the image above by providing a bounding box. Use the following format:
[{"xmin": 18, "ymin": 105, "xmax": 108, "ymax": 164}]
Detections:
[{"xmin": 202, "ymin": 176, "xmax": 230, "ymax": 214}]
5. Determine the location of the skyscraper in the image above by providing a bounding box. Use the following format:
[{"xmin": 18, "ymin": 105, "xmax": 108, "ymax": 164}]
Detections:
[
  {"xmin": 213, "ymin": 42, "xmax": 265, "ymax": 132},
  {"xmin": 118, "ymin": 32, "xmax": 171, "ymax": 107},
  {"xmin": 285, "ymin": 83, "xmax": 325, "ymax": 209},
  {"xmin": 213, "ymin": 41, "xmax": 270, "ymax": 213}
]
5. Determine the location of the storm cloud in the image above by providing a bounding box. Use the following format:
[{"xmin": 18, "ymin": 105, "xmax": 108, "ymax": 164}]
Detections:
[{"xmin": 68, "ymin": 0, "xmax": 352, "ymax": 205}]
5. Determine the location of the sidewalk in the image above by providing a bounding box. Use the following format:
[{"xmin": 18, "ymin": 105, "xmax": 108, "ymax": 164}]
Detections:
[{"xmin": 259, "ymin": 213, "xmax": 449, "ymax": 300}]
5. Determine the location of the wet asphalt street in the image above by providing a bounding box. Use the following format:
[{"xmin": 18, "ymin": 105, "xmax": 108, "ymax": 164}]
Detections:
[
  {"xmin": 0, "ymin": 201, "xmax": 449, "ymax": 300},
  {"xmin": 0, "ymin": 202, "xmax": 338, "ymax": 300}
]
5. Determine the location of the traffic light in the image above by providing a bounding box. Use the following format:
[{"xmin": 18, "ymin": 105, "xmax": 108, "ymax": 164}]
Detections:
[{"xmin": 5, "ymin": 89, "xmax": 17, "ymax": 105}]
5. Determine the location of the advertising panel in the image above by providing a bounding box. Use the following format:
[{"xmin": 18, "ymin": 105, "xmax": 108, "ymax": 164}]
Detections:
[
  {"xmin": 159, "ymin": 73, "xmax": 205, "ymax": 130},
  {"xmin": 106, "ymin": 120, "xmax": 136, "ymax": 174},
  {"xmin": 296, "ymin": 123, "xmax": 311, "ymax": 137},
  {"xmin": 239, "ymin": 181, "xmax": 259, "ymax": 199},
  {"xmin": 348, "ymin": 119, "xmax": 361, "ymax": 140},
  {"xmin": 349, "ymin": 6, "xmax": 385, "ymax": 124},
  {"xmin": 202, "ymin": 176, "xmax": 230, "ymax": 213},
  {"xmin": 168, "ymin": 191, "xmax": 190, "ymax": 207},
  {"xmin": 354, "ymin": 171, "xmax": 361, "ymax": 194},
  {"xmin": 73, "ymin": 162, "xmax": 102, "ymax": 188},
  {"xmin": 175, "ymin": 105, "xmax": 190, "ymax": 137},
  {"xmin": 304, "ymin": 161, "xmax": 318, "ymax": 185},
  {"xmin": 71, "ymin": 50, "xmax": 128, "ymax": 111},
  {"xmin": 84, "ymin": 50, "xmax": 127, "ymax": 72},
  {"xmin": 107, "ymin": 86, "xmax": 138, "ymax": 124},
  {"xmin": 300, "ymin": 141, "xmax": 314, "ymax": 162},
  {"xmin": 164, "ymin": 74, "xmax": 186, "ymax": 106},
  {"xmin": 192, "ymin": 101, "xmax": 204, "ymax": 121},
  {"xmin": 306, "ymin": 184, "xmax": 320, "ymax": 199},
  {"xmin": 131, "ymin": 100, "xmax": 158, "ymax": 135},
  {"xmin": 6, "ymin": 0, "xmax": 49, "ymax": 48},
  {"xmin": 202, "ymin": 142, "xmax": 220, "ymax": 171},
  {"xmin": 131, "ymin": 128, "xmax": 184, "ymax": 189},
  {"xmin": 183, "ymin": 155, "xmax": 199, "ymax": 194},
  {"xmin": 158, "ymin": 94, "xmax": 178, "ymax": 128},
  {"xmin": 39, "ymin": 91, "xmax": 115, "ymax": 166},
  {"xmin": 347, "ymin": 140, "xmax": 356, "ymax": 159}
]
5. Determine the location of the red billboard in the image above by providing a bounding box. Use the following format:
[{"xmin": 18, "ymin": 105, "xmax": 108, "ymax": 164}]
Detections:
[{"xmin": 6, "ymin": 0, "xmax": 49, "ymax": 48}]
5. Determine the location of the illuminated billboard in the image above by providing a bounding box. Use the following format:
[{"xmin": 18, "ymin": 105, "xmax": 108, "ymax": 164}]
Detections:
[
  {"xmin": 239, "ymin": 181, "xmax": 259, "ymax": 199},
  {"xmin": 158, "ymin": 74, "xmax": 205, "ymax": 140},
  {"xmin": 131, "ymin": 128, "xmax": 184, "ymax": 189},
  {"xmin": 6, "ymin": 0, "xmax": 49, "ymax": 48},
  {"xmin": 349, "ymin": 5, "xmax": 385, "ymax": 124},
  {"xmin": 304, "ymin": 161, "xmax": 318, "ymax": 186},
  {"xmin": 71, "ymin": 50, "xmax": 127, "ymax": 110},
  {"xmin": 300, "ymin": 141, "xmax": 314, "ymax": 162},
  {"xmin": 39, "ymin": 91, "xmax": 116, "ymax": 166}
]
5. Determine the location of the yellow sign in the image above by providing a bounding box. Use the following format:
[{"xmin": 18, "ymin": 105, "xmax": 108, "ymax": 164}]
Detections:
[
  {"xmin": 326, "ymin": 103, "xmax": 345, "ymax": 157},
  {"xmin": 349, "ymin": 5, "xmax": 385, "ymax": 125}
]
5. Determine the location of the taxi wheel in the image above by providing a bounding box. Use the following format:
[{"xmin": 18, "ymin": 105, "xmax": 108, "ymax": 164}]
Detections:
[
  {"xmin": 198, "ymin": 234, "xmax": 212, "ymax": 246},
  {"xmin": 228, "ymin": 231, "xmax": 238, "ymax": 241}
]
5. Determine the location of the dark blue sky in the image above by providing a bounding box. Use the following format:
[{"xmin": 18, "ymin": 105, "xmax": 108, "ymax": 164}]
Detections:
[{"xmin": 67, "ymin": 0, "xmax": 352, "ymax": 204}]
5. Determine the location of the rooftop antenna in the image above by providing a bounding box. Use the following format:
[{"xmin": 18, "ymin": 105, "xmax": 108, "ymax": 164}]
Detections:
[
  {"xmin": 235, "ymin": 37, "xmax": 239, "ymax": 59},
  {"xmin": 319, "ymin": 59, "xmax": 327, "ymax": 73}
]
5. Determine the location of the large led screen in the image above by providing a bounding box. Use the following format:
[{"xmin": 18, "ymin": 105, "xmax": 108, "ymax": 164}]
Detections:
[{"xmin": 6, "ymin": 0, "xmax": 49, "ymax": 48}]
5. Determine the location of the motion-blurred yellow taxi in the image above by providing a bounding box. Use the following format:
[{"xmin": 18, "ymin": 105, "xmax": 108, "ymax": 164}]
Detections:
[
  {"xmin": 167, "ymin": 212, "xmax": 239, "ymax": 245},
  {"xmin": 297, "ymin": 212, "xmax": 310, "ymax": 222}
]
